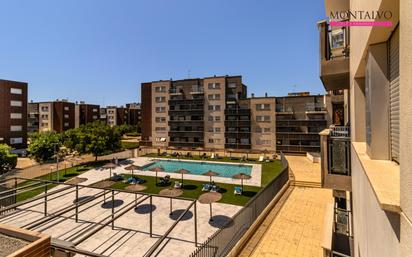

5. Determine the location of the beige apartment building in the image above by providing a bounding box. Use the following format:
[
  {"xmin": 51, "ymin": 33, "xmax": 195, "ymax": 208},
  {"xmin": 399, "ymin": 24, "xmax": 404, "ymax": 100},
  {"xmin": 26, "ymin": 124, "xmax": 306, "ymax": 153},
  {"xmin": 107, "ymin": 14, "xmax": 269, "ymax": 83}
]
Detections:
[{"xmin": 318, "ymin": 0, "xmax": 411, "ymax": 256}]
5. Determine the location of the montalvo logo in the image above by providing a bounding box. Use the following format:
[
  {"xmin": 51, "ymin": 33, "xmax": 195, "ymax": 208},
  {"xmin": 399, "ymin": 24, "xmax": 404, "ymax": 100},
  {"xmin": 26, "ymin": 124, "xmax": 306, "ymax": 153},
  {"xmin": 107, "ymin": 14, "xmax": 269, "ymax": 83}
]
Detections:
[{"xmin": 329, "ymin": 10, "xmax": 393, "ymax": 27}]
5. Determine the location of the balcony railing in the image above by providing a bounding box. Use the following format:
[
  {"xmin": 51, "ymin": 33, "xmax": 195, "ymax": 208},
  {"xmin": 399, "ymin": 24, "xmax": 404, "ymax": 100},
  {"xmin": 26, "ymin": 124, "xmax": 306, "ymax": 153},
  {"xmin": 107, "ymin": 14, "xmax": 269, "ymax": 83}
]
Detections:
[
  {"xmin": 224, "ymin": 108, "xmax": 251, "ymax": 115},
  {"xmin": 224, "ymin": 144, "xmax": 251, "ymax": 150},
  {"xmin": 320, "ymin": 126, "xmax": 351, "ymax": 191}
]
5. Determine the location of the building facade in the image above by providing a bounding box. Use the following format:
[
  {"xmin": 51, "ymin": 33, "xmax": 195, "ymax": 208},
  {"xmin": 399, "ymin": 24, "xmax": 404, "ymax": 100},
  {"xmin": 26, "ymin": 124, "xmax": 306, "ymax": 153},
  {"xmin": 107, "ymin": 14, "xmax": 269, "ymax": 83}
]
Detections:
[
  {"xmin": 318, "ymin": 0, "xmax": 411, "ymax": 256},
  {"xmin": 75, "ymin": 102, "xmax": 100, "ymax": 127},
  {"xmin": 0, "ymin": 79, "xmax": 28, "ymax": 151},
  {"xmin": 141, "ymin": 76, "xmax": 327, "ymax": 154},
  {"xmin": 275, "ymin": 93, "xmax": 328, "ymax": 153}
]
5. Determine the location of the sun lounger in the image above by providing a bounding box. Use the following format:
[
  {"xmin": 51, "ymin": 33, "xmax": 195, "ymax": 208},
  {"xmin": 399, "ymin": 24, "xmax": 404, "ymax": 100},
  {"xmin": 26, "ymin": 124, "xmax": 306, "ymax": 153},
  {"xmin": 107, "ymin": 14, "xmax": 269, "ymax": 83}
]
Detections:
[
  {"xmin": 159, "ymin": 175, "xmax": 171, "ymax": 185},
  {"xmin": 234, "ymin": 186, "xmax": 242, "ymax": 195},
  {"xmin": 174, "ymin": 181, "xmax": 182, "ymax": 189},
  {"xmin": 210, "ymin": 184, "xmax": 219, "ymax": 193},
  {"xmin": 211, "ymin": 153, "xmax": 216, "ymax": 159},
  {"xmin": 202, "ymin": 184, "xmax": 211, "ymax": 191},
  {"xmin": 258, "ymin": 155, "xmax": 264, "ymax": 162}
]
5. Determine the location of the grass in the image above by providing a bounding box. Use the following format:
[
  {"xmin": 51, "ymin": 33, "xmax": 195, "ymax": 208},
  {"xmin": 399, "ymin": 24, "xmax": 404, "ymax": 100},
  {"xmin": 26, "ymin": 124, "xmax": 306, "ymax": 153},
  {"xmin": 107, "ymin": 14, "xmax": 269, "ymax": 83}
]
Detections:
[
  {"xmin": 121, "ymin": 141, "xmax": 140, "ymax": 149},
  {"xmin": 16, "ymin": 160, "xmax": 108, "ymax": 202},
  {"xmin": 143, "ymin": 153, "xmax": 283, "ymax": 186},
  {"xmin": 102, "ymin": 174, "xmax": 261, "ymax": 206}
]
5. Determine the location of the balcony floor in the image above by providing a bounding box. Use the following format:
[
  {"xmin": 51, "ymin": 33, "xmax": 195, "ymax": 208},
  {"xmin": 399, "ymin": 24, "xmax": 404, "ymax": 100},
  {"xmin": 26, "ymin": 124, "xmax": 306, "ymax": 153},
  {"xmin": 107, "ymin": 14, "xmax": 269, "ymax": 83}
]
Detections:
[
  {"xmin": 239, "ymin": 186, "xmax": 333, "ymax": 257},
  {"xmin": 286, "ymin": 155, "xmax": 321, "ymax": 186}
]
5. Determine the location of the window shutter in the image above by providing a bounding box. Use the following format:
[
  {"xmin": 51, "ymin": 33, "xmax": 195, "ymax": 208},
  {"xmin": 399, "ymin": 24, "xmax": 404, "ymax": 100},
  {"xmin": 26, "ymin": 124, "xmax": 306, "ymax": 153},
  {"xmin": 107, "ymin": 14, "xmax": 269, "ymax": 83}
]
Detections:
[{"xmin": 389, "ymin": 27, "xmax": 400, "ymax": 163}]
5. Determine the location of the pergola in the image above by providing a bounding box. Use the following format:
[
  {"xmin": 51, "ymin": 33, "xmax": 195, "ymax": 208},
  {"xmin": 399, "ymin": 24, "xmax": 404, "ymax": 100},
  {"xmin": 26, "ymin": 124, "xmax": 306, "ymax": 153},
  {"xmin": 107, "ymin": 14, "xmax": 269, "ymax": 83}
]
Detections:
[{"xmin": 0, "ymin": 176, "xmax": 199, "ymax": 257}]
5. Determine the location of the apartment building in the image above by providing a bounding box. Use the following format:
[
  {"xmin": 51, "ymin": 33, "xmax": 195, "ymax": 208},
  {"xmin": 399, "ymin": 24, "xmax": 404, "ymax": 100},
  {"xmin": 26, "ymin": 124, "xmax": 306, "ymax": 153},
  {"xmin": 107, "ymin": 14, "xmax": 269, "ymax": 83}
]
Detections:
[
  {"xmin": 141, "ymin": 76, "xmax": 290, "ymax": 153},
  {"xmin": 125, "ymin": 103, "xmax": 141, "ymax": 127},
  {"xmin": 74, "ymin": 102, "xmax": 100, "ymax": 128},
  {"xmin": 27, "ymin": 101, "xmax": 39, "ymax": 133},
  {"xmin": 318, "ymin": 0, "xmax": 411, "ymax": 256},
  {"xmin": 275, "ymin": 92, "xmax": 328, "ymax": 154},
  {"xmin": 28, "ymin": 100, "xmax": 75, "ymax": 133},
  {"xmin": 0, "ymin": 79, "xmax": 28, "ymax": 151}
]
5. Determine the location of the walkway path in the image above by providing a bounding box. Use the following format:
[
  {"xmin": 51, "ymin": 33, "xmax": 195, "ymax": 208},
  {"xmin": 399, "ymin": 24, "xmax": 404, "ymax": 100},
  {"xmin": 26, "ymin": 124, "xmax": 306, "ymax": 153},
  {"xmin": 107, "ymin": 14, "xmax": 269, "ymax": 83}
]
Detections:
[
  {"xmin": 238, "ymin": 155, "xmax": 332, "ymax": 257},
  {"xmin": 1, "ymin": 150, "xmax": 132, "ymax": 184}
]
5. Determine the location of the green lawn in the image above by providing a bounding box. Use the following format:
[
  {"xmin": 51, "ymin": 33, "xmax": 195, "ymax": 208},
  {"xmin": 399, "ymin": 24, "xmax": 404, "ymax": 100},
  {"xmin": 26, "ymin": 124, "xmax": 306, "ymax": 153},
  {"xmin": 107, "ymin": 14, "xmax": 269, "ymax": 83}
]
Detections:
[
  {"xmin": 121, "ymin": 141, "xmax": 140, "ymax": 149},
  {"xmin": 100, "ymin": 174, "xmax": 261, "ymax": 206},
  {"xmin": 16, "ymin": 160, "xmax": 108, "ymax": 202},
  {"xmin": 142, "ymin": 153, "xmax": 283, "ymax": 186}
]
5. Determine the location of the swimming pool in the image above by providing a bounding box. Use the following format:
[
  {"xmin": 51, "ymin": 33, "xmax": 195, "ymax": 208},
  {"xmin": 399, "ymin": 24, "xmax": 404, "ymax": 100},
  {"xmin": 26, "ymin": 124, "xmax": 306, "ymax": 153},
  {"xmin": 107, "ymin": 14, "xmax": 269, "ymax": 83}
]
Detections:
[{"xmin": 142, "ymin": 159, "xmax": 252, "ymax": 178}]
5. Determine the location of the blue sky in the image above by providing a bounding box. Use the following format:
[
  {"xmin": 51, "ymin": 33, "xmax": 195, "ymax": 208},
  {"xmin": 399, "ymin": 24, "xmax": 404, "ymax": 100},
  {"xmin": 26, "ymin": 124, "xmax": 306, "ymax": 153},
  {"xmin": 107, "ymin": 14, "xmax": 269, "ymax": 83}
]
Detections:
[{"xmin": 0, "ymin": 0, "xmax": 326, "ymax": 106}]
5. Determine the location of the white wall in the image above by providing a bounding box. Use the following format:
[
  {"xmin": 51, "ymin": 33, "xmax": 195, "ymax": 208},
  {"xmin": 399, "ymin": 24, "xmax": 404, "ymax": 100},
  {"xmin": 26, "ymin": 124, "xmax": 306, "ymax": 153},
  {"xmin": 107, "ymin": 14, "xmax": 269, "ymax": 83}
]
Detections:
[{"xmin": 351, "ymin": 147, "xmax": 400, "ymax": 257}]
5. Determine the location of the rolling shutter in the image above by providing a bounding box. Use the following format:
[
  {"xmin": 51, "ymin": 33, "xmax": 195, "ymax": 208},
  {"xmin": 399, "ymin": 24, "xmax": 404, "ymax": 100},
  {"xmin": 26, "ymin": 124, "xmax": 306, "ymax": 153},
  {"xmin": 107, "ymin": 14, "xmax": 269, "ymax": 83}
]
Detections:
[{"xmin": 389, "ymin": 27, "xmax": 400, "ymax": 163}]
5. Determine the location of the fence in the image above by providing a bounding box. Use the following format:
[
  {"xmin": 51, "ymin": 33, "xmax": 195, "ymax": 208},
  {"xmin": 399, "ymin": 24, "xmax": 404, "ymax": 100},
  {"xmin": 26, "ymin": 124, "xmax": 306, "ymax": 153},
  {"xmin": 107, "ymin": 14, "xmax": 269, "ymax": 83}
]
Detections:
[
  {"xmin": 189, "ymin": 153, "xmax": 290, "ymax": 257},
  {"xmin": 0, "ymin": 181, "xmax": 16, "ymax": 215}
]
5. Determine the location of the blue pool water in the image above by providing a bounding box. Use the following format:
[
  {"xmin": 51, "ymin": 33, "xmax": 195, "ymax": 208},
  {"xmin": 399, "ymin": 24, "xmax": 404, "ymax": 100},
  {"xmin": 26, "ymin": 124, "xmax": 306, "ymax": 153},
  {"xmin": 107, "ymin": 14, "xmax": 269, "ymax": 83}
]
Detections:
[{"xmin": 142, "ymin": 160, "xmax": 252, "ymax": 178}]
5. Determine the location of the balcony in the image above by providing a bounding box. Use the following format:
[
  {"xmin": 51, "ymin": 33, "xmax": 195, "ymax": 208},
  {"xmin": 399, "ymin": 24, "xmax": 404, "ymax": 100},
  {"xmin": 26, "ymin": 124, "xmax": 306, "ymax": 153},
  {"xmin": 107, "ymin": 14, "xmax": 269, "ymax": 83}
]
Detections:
[
  {"xmin": 320, "ymin": 126, "xmax": 351, "ymax": 191},
  {"xmin": 225, "ymin": 144, "xmax": 251, "ymax": 150},
  {"xmin": 169, "ymin": 141, "xmax": 204, "ymax": 148},
  {"xmin": 318, "ymin": 20, "xmax": 349, "ymax": 91},
  {"xmin": 169, "ymin": 131, "xmax": 204, "ymax": 137},
  {"xmin": 225, "ymin": 120, "xmax": 250, "ymax": 127},
  {"xmin": 224, "ymin": 108, "xmax": 251, "ymax": 115},
  {"xmin": 276, "ymin": 144, "xmax": 320, "ymax": 153},
  {"xmin": 225, "ymin": 131, "xmax": 251, "ymax": 138}
]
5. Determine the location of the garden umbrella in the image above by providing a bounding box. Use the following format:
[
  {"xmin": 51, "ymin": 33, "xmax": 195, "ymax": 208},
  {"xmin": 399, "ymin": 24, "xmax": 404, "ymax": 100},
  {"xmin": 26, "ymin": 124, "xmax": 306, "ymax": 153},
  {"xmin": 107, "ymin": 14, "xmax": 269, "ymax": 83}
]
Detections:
[
  {"xmin": 159, "ymin": 188, "xmax": 183, "ymax": 215},
  {"xmin": 202, "ymin": 170, "xmax": 219, "ymax": 183},
  {"xmin": 175, "ymin": 169, "xmax": 190, "ymax": 186},
  {"xmin": 232, "ymin": 173, "xmax": 252, "ymax": 192},
  {"xmin": 150, "ymin": 166, "xmax": 164, "ymax": 186},
  {"xmin": 198, "ymin": 192, "xmax": 222, "ymax": 221},
  {"xmin": 102, "ymin": 163, "xmax": 118, "ymax": 179},
  {"xmin": 124, "ymin": 164, "xmax": 141, "ymax": 177}
]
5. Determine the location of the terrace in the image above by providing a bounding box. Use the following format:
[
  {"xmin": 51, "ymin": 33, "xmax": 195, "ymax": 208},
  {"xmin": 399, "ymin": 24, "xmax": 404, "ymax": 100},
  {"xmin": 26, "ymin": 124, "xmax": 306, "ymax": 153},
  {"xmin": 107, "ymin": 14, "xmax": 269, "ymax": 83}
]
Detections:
[{"xmin": 0, "ymin": 154, "xmax": 288, "ymax": 257}]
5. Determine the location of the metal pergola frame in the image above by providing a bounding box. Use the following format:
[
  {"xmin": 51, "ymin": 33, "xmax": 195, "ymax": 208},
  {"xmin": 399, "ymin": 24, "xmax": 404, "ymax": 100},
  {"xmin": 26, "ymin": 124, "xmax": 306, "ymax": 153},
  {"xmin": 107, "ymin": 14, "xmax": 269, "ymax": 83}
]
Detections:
[{"xmin": 0, "ymin": 176, "xmax": 199, "ymax": 257}]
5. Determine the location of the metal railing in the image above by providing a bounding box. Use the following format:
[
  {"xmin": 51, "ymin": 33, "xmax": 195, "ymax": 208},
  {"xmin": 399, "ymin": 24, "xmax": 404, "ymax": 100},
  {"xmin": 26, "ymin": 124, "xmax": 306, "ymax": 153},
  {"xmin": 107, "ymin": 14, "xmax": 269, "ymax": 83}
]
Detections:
[
  {"xmin": 328, "ymin": 126, "xmax": 351, "ymax": 176},
  {"xmin": 189, "ymin": 153, "xmax": 289, "ymax": 257}
]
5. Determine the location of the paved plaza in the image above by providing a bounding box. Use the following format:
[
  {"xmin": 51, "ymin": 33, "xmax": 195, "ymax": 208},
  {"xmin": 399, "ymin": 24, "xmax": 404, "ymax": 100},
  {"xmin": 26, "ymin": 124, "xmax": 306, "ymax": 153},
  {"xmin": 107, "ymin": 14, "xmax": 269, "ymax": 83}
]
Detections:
[{"xmin": 0, "ymin": 163, "xmax": 242, "ymax": 256}]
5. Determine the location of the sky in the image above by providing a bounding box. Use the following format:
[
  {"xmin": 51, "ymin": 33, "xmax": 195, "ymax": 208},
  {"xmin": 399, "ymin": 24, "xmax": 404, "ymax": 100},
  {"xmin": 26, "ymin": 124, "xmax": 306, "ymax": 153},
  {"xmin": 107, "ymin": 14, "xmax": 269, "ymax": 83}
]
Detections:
[{"xmin": 0, "ymin": 0, "xmax": 326, "ymax": 106}]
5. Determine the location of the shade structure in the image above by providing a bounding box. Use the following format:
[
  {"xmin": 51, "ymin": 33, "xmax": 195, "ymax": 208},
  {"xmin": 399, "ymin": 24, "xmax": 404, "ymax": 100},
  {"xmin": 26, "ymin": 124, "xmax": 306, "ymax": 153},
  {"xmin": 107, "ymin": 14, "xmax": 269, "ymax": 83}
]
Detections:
[
  {"xmin": 202, "ymin": 170, "xmax": 219, "ymax": 183},
  {"xmin": 198, "ymin": 192, "xmax": 222, "ymax": 221},
  {"xmin": 159, "ymin": 188, "xmax": 183, "ymax": 215},
  {"xmin": 125, "ymin": 184, "xmax": 147, "ymax": 192},
  {"xmin": 232, "ymin": 173, "xmax": 252, "ymax": 192},
  {"xmin": 124, "ymin": 164, "xmax": 141, "ymax": 177},
  {"xmin": 102, "ymin": 163, "xmax": 119, "ymax": 179},
  {"xmin": 150, "ymin": 166, "xmax": 164, "ymax": 186},
  {"xmin": 175, "ymin": 169, "xmax": 190, "ymax": 186}
]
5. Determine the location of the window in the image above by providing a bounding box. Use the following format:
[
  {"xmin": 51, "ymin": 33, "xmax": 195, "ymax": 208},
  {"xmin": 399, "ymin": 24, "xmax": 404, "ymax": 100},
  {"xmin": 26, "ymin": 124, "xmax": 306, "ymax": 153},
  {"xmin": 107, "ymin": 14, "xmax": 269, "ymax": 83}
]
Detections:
[
  {"xmin": 331, "ymin": 29, "xmax": 345, "ymax": 49},
  {"xmin": 10, "ymin": 88, "xmax": 22, "ymax": 94},
  {"xmin": 155, "ymin": 86, "xmax": 166, "ymax": 92},
  {"xmin": 228, "ymin": 83, "xmax": 237, "ymax": 88},
  {"xmin": 10, "ymin": 138, "xmax": 23, "ymax": 144},
  {"xmin": 208, "ymin": 83, "xmax": 221, "ymax": 89},
  {"xmin": 155, "ymin": 96, "xmax": 166, "ymax": 103},
  {"xmin": 10, "ymin": 125, "xmax": 22, "ymax": 132},
  {"xmin": 256, "ymin": 127, "xmax": 263, "ymax": 133},
  {"xmin": 240, "ymin": 138, "xmax": 250, "ymax": 145},
  {"xmin": 41, "ymin": 106, "xmax": 49, "ymax": 111},
  {"xmin": 155, "ymin": 127, "xmax": 166, "ymax": 132},
  {"xmin": 208, "ymin": 94, "xmax": 220, "ymax": 100},
  {"xmin": 93, "ymin": 108, "xmax": 98, "ymax": 112},
  {"xmin": 209, "ymin": 139, "xmax": 221, "ymax": 143},
  {"xmin": 64, "ymin": 114, "xmax": 69, "ymax": 119},
  {"xmin": 256, "ymin": 140, "xmax": 271, "ymax": 145},
  {"xmin": 10, "ymin": 113, "xmax": 22, "ymax": 119},
  {"xmin": 256, "ymin": 116, "xmax": 271, "ymax": 122},
  {"xmin": 64, "ymin": 122, "xmax": 70, "ymax": 127},
  {"xmin": 64, "ymin": 106, "xmax": 69, "ymax": 111},
  {"xmin": 227, "ymin": 138, "xmax": 236, "ymax": 144},
  {"xmin": 208, "ymin": 116, "xmax": 213, "ymax": 121},
  {"xmin": 208, "ymin": 105, "xmax": 221, "ymax": 111},
  {"xmin": 155, "ymin": 137, "xmax": 166, "ymax": 142},
  {"xmin": 263, "ymin": 127, "xmax": 271, "ymax": 133},
  {"xmin": 256, "ymin": 104, "xmax": 270, "ymax": 111},
  {"xmin": 10, "ymin": 100, "xmax": 22, "ymax": 107},
  {"xmin": 155, "ymin": 117, "xmax": 166, "ymax": 123},
  {"xmin": 208, "ymin": 127, "xmax": 221, "ymax": 133},
  {"xmin": 215, "ymin": 116, "xmax": 221, "ymax": 122},
  {"xmin": 93, "ymin": 115, "xmax": 98, "ymax": 119},
  {"xmin": 156, "ymin": 107, "xmax": 166, "ymax": 113}
]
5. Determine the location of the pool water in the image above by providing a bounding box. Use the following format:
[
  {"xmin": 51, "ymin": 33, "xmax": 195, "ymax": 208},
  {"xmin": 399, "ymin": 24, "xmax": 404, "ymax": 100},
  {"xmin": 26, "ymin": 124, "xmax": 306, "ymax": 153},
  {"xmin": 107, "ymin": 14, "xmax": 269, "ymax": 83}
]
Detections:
[{"xmin": 142, "ymin": 160, "xmax": 252, "ymax": 178}]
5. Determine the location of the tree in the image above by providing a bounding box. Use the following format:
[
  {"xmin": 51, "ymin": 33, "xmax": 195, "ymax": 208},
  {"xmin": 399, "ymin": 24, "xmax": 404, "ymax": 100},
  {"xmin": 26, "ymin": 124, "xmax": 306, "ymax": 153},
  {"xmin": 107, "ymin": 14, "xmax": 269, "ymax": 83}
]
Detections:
[
  {"xmin": 0, "ymin": 144, "xmax": 17, "ymax": 172},
  {"xmin": 63, "ymin": 121, "xmax": 122, "ymax": 161},
  {"xmin": 28, "ymin": 131, "xmax": 62, "ymax": 162}
]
